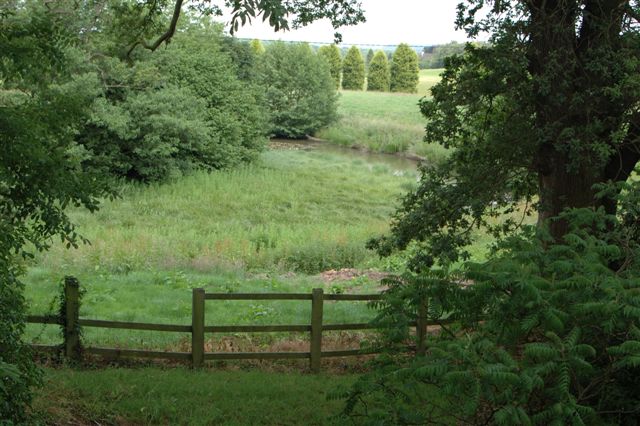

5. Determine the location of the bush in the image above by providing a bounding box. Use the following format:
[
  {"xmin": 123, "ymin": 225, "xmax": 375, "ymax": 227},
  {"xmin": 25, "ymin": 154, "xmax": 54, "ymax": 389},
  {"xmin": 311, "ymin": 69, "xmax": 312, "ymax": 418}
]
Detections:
[
  {"xmin": 343, "ymin": 200, "xmax": 640, "ymax": 425},
  {"xmin": 342, "ymin": 46, "xmax": 365, "ymax": 91},
  {"xmin": 1, "ymin": 5, "xmax": 111, "ymax": 421},
  {"xmin": 390, "ymin": 43, "xmax": 419, "ymax": 93},
  {"xmin": 318, "ymin": 44, "xmax": 342, "ymax": 89},
  {"xmin": 80, "ymin": 30, "xmax": 267, "ymax": 182},
  {"xmin": 367, "ymin": 51, "xmax": 390, "ymax": 92},
  {"xmin": 256, "ymin": 42, "xmax": 338, "ymax": 138}
]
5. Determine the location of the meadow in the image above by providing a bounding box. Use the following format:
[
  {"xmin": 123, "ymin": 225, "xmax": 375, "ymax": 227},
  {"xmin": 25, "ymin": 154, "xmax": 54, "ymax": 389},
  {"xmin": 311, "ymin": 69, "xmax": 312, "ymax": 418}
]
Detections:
[
  {"xmin": 316, "ymin": 69, "xmax": 449, "ymax": 161},
  {"xmin": 24, "ymin": 147, "xmax": 418, "ymax": 349}
]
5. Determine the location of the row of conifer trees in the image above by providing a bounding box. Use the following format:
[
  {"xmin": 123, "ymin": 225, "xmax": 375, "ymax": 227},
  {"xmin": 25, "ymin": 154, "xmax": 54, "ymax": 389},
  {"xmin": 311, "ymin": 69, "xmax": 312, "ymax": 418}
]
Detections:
[{"xmin": 316, "ymin": 43, "xmax": 420, "ymax": 93}]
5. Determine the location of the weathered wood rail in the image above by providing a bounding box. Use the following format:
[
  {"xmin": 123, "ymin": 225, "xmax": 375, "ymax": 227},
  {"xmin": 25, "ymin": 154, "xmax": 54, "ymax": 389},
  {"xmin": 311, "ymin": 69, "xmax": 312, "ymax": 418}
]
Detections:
[{"xmin": 27, "ymin": 277, "xmax": 450, "ymax": 372}]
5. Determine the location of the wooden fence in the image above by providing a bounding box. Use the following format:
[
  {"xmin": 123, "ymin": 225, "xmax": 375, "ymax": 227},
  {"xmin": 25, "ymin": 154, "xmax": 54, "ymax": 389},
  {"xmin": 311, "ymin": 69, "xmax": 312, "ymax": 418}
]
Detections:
[{"xmin": 27, "ymin": 277, "xmax": 443, "ymax": 372}]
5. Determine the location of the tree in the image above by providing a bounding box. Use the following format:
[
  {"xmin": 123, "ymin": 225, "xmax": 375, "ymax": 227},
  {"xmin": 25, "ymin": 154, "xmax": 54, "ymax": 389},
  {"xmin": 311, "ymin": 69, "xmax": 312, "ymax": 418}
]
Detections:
[
  {"xmin": 1, "ymin": 4, "xmax": 113, "ymax": 421},
  {"xmin": 420, "ymin": 41, "xmax": 467, "ymax": 69},
  {"xmin": 317, "ymin": 44, "xmax": 342, "ymax": 89},
  {"xmin": 256, "ymin": 42, "xmax": 337, "ymax": 138},
  {"xmin": 250, "ymin": 38, "xmax": 265, "ymax": 55},
  {"xmin": 125, "ymin": 0, "xmax": 365, "ymax": 56},
  {"xmin": 341, "ymin": 46, "xmax": 365, "ymax": 90},
  {"xmin": 354, "ymin": 3, "xmax": 640, "ymax": 422},
  {"xmin": 390, "ymin": 43, "xmax": 419, "ymax": 93},
  {"xmin": 366, "ymin": 50, "xmax": 390, "ymax": 92},
  {"xmin": 373, "ymin": 1, "xmax": 640, "ymax": 268},
  {"xmin": 365, "ymin": 48, "xmax": 374, "ymax": 69}
]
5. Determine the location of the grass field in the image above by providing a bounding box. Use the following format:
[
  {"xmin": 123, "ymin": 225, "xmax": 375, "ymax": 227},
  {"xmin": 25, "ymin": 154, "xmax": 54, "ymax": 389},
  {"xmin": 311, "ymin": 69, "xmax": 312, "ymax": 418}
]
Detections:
[
  {"xmin": 24, "ymin": 147, "xmax": 416, "ymax": 348},
  {"xmin": 316, "ymin": 69, "xmax": 448, "ymax": 161},
  {"xmin": 32, "ymin": 368, "xmax": 356, "ymax": 425}
]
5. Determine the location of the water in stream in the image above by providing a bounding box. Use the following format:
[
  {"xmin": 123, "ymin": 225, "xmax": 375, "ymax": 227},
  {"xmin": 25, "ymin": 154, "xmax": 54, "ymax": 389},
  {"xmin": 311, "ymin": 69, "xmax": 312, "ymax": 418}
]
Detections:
[{"xmin": 269, "ymin": 138, "xmax": 419, "ymax": 172}]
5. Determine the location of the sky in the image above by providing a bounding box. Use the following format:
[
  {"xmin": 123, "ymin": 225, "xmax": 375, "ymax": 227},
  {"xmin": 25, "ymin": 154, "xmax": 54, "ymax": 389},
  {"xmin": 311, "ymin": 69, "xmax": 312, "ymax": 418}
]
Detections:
[{"xmin": 220, "ymin": 1, "xmax": 477, "ymax": 47}]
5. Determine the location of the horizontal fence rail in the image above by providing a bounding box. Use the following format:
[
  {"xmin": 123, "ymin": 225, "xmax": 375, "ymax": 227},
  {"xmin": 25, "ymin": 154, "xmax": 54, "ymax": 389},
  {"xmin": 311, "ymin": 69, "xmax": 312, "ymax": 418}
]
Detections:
[{"xmin": 27, "ymin": 277, "xmax": 452, "ymax": 371}]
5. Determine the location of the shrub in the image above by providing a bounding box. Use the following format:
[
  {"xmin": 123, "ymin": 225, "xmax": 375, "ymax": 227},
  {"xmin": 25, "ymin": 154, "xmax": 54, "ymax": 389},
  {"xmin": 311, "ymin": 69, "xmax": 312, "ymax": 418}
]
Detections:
[
  {"xmin": 390, "ymin": 43, "xmax": 419, "ymax": 93},
  {"xmin": 318, "ymin": 44, "xmax": 342, "ymax": 89},
  {"xmin": 367, "ymin": 51, "xmax": 390, "ymax": 92},
  {"xmin": 343, "ymin": 199, "xmax": 640, "ymax": 425},
  {"xmin": 256, "ymin": 42, "xmax": 338, "ymax": 138},
  {"xmin": 342, "ymin": 46, "xmax": 365, "ymax": 91},
  {"xmin": 80, "ymin": 31, "xmax": 267, "ymax": 182}
]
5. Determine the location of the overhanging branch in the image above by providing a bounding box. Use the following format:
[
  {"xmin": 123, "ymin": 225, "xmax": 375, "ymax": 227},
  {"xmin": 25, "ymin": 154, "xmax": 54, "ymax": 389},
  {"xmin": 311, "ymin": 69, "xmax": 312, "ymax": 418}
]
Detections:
[{"xmin": 126, "ymin": 0, "xmax": 183, "ymax": 58}]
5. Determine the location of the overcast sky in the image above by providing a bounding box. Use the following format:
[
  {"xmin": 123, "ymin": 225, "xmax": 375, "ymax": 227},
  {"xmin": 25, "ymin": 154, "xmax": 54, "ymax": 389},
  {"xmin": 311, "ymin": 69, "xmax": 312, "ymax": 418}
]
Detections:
[{"xmin": 221, "ymin": 1, "xmax": 477, "ymax": 46}]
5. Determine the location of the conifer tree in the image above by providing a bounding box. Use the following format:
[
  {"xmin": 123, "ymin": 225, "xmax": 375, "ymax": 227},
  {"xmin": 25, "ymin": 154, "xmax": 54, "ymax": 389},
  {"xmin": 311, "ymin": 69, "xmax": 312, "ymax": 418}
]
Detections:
[
  {"xmin": 390, "ymin": 43, "xmax": 419, "ymax": 93},
  {"xmin": 341, "ymin": 45, "xmax": 365, "ymax": 90},
  {"xmin": 250, "ymin": 38, "xmax": 265, "ymax": 55},
  {"xmin": 317, "ymin": 44, "xmax": 342, "ymax": 89},
  {"xmin": 366, "ymin": 50, "xmax": 390, "ymax": 92},
  {"xmin": 365, "ymin": 48, "xmax": 374, "ymax": 69}
]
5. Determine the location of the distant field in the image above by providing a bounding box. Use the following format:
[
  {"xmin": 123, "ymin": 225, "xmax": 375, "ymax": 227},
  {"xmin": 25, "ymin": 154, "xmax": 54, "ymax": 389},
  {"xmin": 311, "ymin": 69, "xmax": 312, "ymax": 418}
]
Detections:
[
  {"xmin": 418, "ymin": 68, "xmax": 444, "ymax": 95},
  {"xmin": 316, "ymin": 69, "xmax": 448, "ymax": 161}
]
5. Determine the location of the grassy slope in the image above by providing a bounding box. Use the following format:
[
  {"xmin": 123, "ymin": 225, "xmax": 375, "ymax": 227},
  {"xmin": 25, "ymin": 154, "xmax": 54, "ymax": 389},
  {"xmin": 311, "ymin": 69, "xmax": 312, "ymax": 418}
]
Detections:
[
  {"xmin": 32, "ymin": 368, "xmax": 355, "ymax": 425},
  {"xmin": 32, "ymin": 149, "xmax": 414, "ymax": 275},
  {"xmin": 317, "ymin": 69, "xmax": 448, "ymax": 161},
  {"xmin": 24, "ymin": 148, "xmax": 415, "ymax": 348}
]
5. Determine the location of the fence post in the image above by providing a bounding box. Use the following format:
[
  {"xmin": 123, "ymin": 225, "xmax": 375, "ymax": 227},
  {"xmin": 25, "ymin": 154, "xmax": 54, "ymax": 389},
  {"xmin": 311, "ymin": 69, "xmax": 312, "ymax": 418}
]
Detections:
[
  {"xmin": 416, "ymin": 296, "xmax": 428, "ymax": 357},
  {"xmin": 64, "ymin": 276, "xmax": 81, "ymax": 361},
  {"xmin": 192, "ymin": 288, "xmax": 205, "ymax": 368},
  {"xmin": 310, "ymin": 288, "xmax": 324, "ymax": 373}
]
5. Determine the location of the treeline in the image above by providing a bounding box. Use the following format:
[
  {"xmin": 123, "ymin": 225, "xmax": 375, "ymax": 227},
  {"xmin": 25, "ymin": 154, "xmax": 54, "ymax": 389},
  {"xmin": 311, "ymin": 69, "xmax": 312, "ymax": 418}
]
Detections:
[
  {"xmin": 420, "ymin": 41, "xmax": 468, "ymax": 69},
  {"xmin": 11, "ymin": 17, "xmax": 338, "ymax": 184},
  {"xmin": 313, "ymin": 43, "xmax": 420, "ymax": 93}
]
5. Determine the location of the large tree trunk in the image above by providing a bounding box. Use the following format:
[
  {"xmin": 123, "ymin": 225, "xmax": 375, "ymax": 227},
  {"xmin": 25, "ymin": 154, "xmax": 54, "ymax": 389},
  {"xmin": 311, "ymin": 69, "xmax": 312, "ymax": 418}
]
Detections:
[
  {"xmin": 537, "ymin": 153, "xmax": 604, "ymax": 238},
  {"xmin": 528, "ymin": 0, "xmax": 638, "ymax": 240}
]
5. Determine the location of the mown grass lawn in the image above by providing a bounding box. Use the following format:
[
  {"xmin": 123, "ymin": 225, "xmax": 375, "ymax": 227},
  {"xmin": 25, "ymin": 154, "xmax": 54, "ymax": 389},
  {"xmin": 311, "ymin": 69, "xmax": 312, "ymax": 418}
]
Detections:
[{"xmin": 32, "ymin": 367, "xmax": 356, "ymax": 425}]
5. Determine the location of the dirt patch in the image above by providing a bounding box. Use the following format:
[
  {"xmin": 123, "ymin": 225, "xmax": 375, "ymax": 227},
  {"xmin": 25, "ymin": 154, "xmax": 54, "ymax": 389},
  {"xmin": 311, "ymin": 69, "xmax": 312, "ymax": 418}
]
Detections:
[{"xmin": 318, "ymin": 268, "xmax": 390, "ymax": 285}]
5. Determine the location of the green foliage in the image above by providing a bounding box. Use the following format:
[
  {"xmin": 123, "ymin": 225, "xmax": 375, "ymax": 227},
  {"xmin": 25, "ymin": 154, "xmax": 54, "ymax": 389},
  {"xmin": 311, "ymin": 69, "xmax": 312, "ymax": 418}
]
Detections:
[
  {"xmin": 342, "ymin": 46, "xmax": 365, "ymax": 91},
  {"xmin": 317, "ymin": 44, "xmax": 343, "ymax": 89},
  {"xmin": 420, "ymin": 41, "xmax": 468, "ymax": 69},
  {"xmin": 256, "ymin": 42, "xmax": 338, "ymax": 138},
  {"xmin": 345, "ymin": 203, "xmax": 640, "ymax": 424},
  {"xmin": 390, "ymin": 43, "xmax": 419, "ymax": 93},
  {"xmin": 250, "ymin": 38, "xmax": 265, "ymax": 55},
  {"xmin": 374, "ymin": 1, "xmax": 640, "ymax": 268},
  {"xmin": 0, "ymin": 4, "xmax": 112, "ymax": 421},
  {"xmin": 365, "ymin": 48, "xmax": 374, "ymax": 69},
  {"xmin": 80, "ymin": 26, "xmax": 267, "ymax": 182},
  {"xmin": 366, "ymin": 51, "xmax": 390, "ymax": 92}
]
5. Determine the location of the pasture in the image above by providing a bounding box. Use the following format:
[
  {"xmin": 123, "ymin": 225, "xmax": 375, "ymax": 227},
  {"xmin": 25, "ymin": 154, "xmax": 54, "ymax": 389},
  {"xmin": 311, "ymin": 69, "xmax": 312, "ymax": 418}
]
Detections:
[{"xmin": 316, "ymin": 69, "xmax": 449, "ymax": 161}]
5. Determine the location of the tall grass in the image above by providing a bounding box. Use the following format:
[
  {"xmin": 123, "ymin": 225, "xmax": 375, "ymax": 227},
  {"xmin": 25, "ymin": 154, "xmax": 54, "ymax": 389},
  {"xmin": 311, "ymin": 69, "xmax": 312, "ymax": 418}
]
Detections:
[
  {"xmin": 23, "ymin": 148, "xmax": 415, "ymax": 348},
  {"xmin": 33, "ymin": 149, "xmax": 415, "ymax": 275}
]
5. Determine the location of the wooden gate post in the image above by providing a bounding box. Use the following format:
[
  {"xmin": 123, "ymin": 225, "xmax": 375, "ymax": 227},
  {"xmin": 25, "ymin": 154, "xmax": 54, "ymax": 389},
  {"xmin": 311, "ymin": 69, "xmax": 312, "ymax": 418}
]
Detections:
[
  {"xmin": 192, "ymin": 288, "xmax": 205, "ymax": 368},
  {"xmin": 64, "ymin": 276, "xmax": 81, "ymax": 361},
  {"xmin": 310, "ymin": 288, "xmax": 324, "ymax": 373},
  {"xmin": 416, "ymin": 296, "xmax": 428, "ymax": 357}
]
